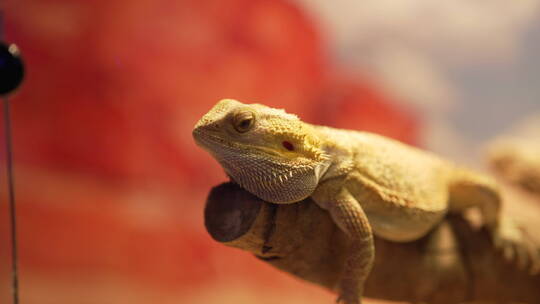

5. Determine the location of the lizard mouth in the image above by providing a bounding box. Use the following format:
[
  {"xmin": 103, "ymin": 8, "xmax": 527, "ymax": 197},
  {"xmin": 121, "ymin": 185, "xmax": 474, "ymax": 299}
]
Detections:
[
  {"xmin": 192, "ymin": 128, "xmax": 229, "ymax": 148},
  {"xmin": 193, "ymin": 129, "xmax": 284, "ymax": 158}
]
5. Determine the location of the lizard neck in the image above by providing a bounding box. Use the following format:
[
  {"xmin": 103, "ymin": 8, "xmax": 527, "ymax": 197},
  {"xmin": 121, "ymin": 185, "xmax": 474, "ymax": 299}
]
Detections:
[{"xmin": 312, "ymin": 125, "xmax": 357, "ymax": 181}]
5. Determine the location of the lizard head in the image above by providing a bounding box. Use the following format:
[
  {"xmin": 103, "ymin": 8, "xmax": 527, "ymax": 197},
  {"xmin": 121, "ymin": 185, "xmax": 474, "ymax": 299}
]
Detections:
[{"xmin": 193, "ymin": 99, "xmax": 330, "ymax": 203}]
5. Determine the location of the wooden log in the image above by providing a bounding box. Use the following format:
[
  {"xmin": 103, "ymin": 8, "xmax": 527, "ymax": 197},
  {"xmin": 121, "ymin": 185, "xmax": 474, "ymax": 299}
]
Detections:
[{"xmin": 204, "ymin": 182, "xmax": 540, "ymax": 304}]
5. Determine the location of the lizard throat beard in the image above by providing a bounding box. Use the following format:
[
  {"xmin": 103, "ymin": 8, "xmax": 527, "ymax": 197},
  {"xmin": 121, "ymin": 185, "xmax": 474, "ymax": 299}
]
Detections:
[{"xmin": 214, "ymin": 150, "xmax": 322, "ymax": 204}]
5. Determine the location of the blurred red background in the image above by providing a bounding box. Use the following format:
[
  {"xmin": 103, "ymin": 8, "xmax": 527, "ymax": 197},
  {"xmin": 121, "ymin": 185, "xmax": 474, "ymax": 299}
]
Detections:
[{"xmin": 8, "ymin": 0, "xmax": 536, "ymax": 303}]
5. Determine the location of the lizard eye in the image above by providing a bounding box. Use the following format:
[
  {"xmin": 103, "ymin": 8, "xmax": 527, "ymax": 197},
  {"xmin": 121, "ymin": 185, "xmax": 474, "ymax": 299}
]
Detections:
[{"xmin": 233, "ymin": 111, "xmax": 255, "ymax": 133}]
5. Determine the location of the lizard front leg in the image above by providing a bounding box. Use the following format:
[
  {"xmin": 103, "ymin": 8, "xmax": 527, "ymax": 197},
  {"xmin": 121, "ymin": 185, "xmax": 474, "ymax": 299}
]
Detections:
[{"xmin": 314, "ymin": 186, "xmax": 374, "ymax": 304}]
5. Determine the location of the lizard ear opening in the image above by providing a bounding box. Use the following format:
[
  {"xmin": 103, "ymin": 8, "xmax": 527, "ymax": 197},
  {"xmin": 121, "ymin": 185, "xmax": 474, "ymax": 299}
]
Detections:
[{"xmin": 282, "ymin": 141, "xmax": 294, "ymax": 151}]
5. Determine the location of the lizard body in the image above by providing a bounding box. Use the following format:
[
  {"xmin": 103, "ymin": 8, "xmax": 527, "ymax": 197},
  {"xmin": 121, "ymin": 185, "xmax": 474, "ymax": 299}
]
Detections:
[
  {"xmin": 314, "ymin": 128, "xmax": 450, "ymax": 242},
  {"xmin": 193, "ymin": 99, "xmax": 539, "ymax": 304}
]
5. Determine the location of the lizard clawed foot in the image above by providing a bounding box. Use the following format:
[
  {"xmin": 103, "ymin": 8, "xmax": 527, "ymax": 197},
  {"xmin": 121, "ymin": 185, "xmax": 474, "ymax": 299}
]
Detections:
[{"xmin": 491, "ymin": 216, "xmax": 540, "ymax": 275}]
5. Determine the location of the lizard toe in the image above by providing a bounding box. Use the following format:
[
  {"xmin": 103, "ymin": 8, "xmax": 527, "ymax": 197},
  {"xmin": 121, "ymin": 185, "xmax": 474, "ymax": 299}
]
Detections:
[
  {"xmin": 527, "ymin": 246, "xmax": 540, "ymax": 275},
  {"xmin": 514, "ymin": 241, "xmax": 529, "ymax": 271},
  {"xmin": 501, "ymin": 240, "xmax": 515, "ymax": 262}
]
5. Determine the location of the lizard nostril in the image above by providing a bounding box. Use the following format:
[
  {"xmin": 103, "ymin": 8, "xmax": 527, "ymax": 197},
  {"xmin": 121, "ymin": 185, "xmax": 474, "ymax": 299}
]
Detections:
[{"xmin": 204, "ymin": 122, "xmax": 220, "ymax": 132}]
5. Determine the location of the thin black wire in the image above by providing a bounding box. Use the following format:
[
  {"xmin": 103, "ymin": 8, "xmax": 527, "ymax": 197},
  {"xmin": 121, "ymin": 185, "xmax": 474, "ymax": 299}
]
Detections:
[
  {"xmin": 0, "ymin": 9, "xmax": 20, "ymax": 304},
  {"xmin": 4, "ymin": 97, "xmax": 19, "ymax": 304}
]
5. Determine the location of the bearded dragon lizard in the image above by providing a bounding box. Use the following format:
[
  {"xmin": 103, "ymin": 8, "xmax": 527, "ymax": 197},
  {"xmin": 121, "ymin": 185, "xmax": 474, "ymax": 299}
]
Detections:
[{"xmin": 192, "ymin": 99, "xmax": 539, "ymax": 304}]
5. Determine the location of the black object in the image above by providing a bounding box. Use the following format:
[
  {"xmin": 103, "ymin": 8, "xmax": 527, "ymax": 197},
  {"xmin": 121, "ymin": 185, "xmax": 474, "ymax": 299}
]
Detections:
[{"xmin": 0, "ymin": 42, "xmax": 24, "ymax": 96}]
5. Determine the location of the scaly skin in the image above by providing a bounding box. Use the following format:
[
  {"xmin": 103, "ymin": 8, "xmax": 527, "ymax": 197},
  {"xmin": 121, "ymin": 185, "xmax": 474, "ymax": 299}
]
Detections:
[{"xmin": 193, "ymin": 99, "xmax": 540, "ymax": 304}]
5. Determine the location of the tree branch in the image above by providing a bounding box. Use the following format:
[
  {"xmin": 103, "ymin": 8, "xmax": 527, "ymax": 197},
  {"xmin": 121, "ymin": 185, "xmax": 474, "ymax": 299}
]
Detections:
[{"xmin": 204, "ymin": 182, "xmax": 540, "ymax": 304}]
